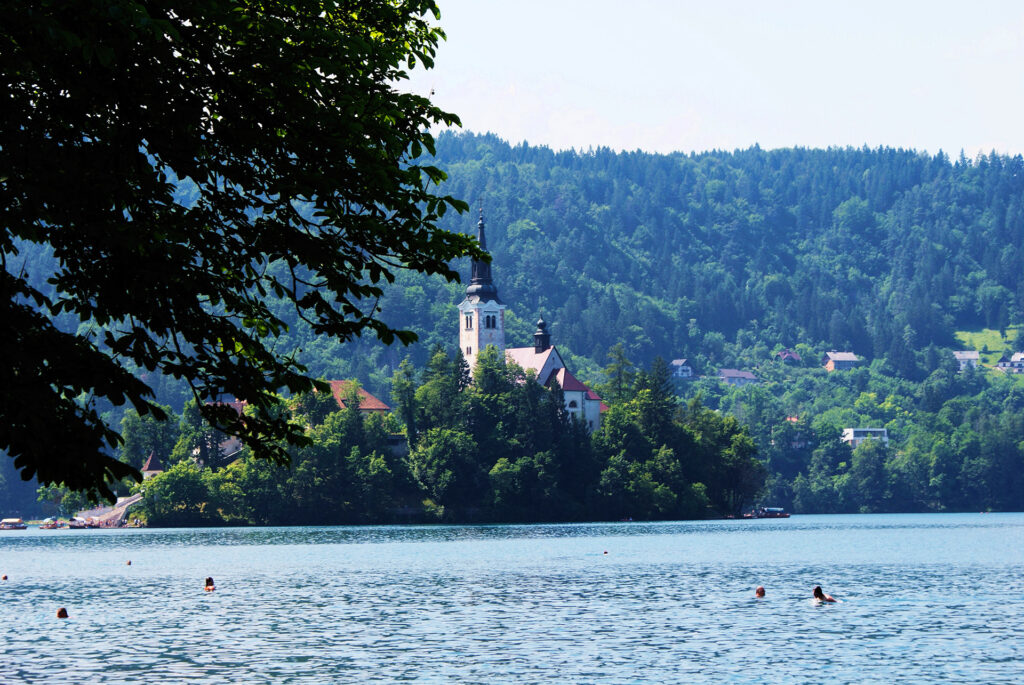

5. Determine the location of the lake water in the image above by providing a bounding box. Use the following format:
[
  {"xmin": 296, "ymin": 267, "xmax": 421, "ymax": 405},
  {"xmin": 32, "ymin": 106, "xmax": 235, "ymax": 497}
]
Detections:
[{"xmin": 2, "ymin": 514, "xmax": 1023, "ymax": 683}]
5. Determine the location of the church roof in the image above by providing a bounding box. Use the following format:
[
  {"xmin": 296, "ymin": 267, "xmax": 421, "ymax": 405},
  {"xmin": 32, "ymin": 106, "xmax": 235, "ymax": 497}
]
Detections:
[
  {"xmin": 505, "ymin": 346, "xmax": 557, "ymax": 380},
  {"xmin": 553, "ymin": 367, "xmax": 589, "ymax": 392}
]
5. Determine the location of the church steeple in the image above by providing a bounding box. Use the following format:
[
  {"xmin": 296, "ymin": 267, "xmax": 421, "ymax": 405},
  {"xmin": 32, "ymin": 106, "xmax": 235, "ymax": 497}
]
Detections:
[
  {"xmin": 534, "ymin": 317, "xmax": 551, "ymax": 353},
  {"xmin": 465, "ymin": 209, "xmax": 502, "ymax": 303},
  {"xmin": 458, "ymin": 208, "xmax": 507, "ymax": 370}
]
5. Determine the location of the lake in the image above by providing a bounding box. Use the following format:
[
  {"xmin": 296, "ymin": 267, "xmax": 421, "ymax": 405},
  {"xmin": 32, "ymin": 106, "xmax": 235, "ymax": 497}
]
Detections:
[{"xmin": 2, "ymin": 514, "xmax": 1023, "ymax": 683}]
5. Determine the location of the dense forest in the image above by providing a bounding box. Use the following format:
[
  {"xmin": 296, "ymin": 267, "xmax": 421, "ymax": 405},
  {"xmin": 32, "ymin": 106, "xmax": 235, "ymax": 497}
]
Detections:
[{"xmin": 6, "ymin": 132, "xmax": 1024, "ymax": 518}]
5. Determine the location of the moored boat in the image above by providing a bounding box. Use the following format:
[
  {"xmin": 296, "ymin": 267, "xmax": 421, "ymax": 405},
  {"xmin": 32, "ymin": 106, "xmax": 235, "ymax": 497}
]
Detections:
[
  {"xmin": 751, "ymin": 506, "xmax": 790, "ymax": 519},
  {"xmin": 0, "ymin": 518, "xmax": 28, "ymax": 530}
]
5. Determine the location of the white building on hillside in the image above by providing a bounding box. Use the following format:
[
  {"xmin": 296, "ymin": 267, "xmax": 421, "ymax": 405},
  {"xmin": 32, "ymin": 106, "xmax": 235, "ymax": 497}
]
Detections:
[{"xmin": 841, "ymin": 427, "xmax": 889, "ymax": 448}]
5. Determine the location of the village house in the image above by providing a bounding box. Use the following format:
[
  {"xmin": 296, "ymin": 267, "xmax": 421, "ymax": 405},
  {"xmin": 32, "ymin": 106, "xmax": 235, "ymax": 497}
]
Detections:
[
  {"xmin": 141, "ymin": 451, "xmax": 164, "ymax": 480},
  {"xmin": 822, "ymin": 351, "xmax": 859, "ymax": 371},
  {"xmin": 996, "ymin": 352, "xmax": 1024, "ymax": 373},
  {"xmin": 952, "ymin": 350, "xmax": 980, "ymax": 371},
  {"xmin": 718, "ymin": 368, "xmax": 758, "ymax": 386},
  {"xmin": 670, "ymin": 359, "xmax": 694, "ymax": 379},
  {"xmin": 458, "ymin": 211, "xmax": 606, "ymax": 430},
  {"xmin": 328, "ymin": 380, "xmax": 390, "ymax": 414},
  {"xmin": 776, "ymin": 348, "xmax": 802, "ymax": 364},
  {"xmin": 841, "ymin": 427, "xmax": 889, "ymax": 448}
]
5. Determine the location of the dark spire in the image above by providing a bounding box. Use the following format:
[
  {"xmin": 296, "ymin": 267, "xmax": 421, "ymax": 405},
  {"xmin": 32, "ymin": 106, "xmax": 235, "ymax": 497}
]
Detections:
[
  {"xmin": 465, "ymin": 208, "xmax": 502, "ymax": 303},
  {"xmin": 534, "ymin": 316, "xmax": 551, "ymax": 353}
]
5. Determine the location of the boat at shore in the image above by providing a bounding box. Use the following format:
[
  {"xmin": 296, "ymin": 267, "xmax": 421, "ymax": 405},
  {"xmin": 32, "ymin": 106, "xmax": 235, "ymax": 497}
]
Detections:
[
  {"xmin": 745, "ymin": 506, "xmax": 791, "ymax": 519},
  {"xmin": 1, "ymin": 518, "xmax": 28, "ymax": 530}
]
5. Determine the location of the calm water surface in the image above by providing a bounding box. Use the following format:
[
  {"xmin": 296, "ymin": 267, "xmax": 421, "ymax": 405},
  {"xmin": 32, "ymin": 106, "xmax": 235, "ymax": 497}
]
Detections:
[{"xmin": 2, "ymin": 514, "xmax": 1023, "ymax": 683}]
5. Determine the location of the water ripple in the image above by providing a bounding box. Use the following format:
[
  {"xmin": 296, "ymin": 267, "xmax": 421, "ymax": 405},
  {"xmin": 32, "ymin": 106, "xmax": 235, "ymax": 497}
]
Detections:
[{"xmin": 2, "ymin": 514, "xmax": 1024, "ymax": 683}]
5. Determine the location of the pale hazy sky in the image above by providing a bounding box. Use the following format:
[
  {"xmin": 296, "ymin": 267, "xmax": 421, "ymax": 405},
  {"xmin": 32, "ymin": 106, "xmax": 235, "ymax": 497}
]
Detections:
[{"xmin": 405, "ymin": 1, "xmax": 1024, "ymax": 156}]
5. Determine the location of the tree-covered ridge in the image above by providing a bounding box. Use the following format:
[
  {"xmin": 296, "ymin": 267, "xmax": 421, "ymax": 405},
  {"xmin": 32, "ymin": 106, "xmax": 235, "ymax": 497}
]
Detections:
[{"xmin": 425, "ymin": 135, "xmax": 1024, "ymax": 375}]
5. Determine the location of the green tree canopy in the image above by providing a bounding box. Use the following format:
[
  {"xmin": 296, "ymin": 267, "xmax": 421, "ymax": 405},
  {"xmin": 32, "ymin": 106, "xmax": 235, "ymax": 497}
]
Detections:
[{"xmin": 2, "ymin": 0, "xmax": 481, "ymax": 500}]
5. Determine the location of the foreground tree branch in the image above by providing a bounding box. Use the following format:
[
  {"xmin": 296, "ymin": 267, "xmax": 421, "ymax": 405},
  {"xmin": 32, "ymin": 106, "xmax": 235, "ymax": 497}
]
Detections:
[{"xmin": 1, "ymin": 0, "xmax": 480, "ymax": 501}]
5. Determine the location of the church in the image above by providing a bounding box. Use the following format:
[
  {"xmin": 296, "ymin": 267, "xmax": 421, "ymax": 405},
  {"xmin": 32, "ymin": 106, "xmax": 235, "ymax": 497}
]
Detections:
[{"xmin": 458, "ymin": 211, "xmax": 606, "ymax": 431}]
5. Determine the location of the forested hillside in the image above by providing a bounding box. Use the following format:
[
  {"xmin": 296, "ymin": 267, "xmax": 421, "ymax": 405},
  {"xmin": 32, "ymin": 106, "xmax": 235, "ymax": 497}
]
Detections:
[
  {"xmin": 276, "ymin": 133, "xmax": 1023, "ymax": 391},
  {"xmin": 8, "ymin": 132, "xmax": 1024, "ymax": 517}
]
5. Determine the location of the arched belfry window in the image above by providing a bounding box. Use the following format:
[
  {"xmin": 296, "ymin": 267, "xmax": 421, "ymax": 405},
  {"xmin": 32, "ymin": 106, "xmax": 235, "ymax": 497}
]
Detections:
[
  {"xmin": 466, "ymin": 346, "xmax": 472, "ymax": 356},
  {"xmin": 465, "ymin": 315, "xmax": 473, "ymax": 330}
]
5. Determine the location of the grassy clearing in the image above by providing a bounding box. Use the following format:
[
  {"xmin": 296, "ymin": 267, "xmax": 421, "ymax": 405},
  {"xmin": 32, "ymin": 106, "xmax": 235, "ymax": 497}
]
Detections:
[{"xmin": 955, "ymin": 327, "xmax": 1020, "ymax": 365}]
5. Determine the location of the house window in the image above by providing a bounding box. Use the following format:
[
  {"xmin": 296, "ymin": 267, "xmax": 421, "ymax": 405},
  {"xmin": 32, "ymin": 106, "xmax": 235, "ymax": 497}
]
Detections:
[{"xmin": 568, "ymin": 400, "xmax": 578, "ymax": 408}]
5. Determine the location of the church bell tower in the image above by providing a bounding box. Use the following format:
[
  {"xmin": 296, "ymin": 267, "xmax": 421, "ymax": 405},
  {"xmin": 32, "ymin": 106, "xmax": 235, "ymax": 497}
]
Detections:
[{"xmin": 458, "ymin": 209, "xmax": 506, "ymax": 369}]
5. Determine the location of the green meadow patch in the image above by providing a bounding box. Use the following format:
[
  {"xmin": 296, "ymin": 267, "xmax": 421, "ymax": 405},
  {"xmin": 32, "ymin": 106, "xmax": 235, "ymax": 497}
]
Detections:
[{"xmin": 955, "ymin": 327, "xmax": 1020, "ymax": 365}]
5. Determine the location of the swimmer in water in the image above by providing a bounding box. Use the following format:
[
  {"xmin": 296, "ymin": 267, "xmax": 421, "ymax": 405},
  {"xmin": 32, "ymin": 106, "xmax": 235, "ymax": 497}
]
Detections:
[
  {"xmin": 813, "ymin": 586, "xmax": 836, "ymax": 602},
  {"xmin": 204, "ymin": 577, "xmax": 215, "ymax": 592},
  {"xmin": 755, "ymin": 586, "xmax": 765, "ymax": 598},
  {"xmin": 57, "ymin": 607, "xmax": 69, "ymax": 619}
]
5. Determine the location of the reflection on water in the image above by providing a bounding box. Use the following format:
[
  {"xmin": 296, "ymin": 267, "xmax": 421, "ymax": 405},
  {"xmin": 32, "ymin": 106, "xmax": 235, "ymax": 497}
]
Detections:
[{"xmin": 2, "ymin": 514, "xmax": 1023, "ymax": 683}]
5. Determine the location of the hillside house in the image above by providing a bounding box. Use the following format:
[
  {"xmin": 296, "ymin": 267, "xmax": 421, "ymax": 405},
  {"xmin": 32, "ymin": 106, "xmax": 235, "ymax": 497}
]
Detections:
[
  {"xmin": 996, "ymin": 352, "xmax": 1024, "ymax": 373},
  {"xmin": 776, "ymin": 348, "xmax": 802, "ymax": 364},
  {"xmin": 718, "ymin": 368, "xmax": 758, "ymax": 386},
  {"xmin": 841, "ymin": 427, "xmax": 889, "ymax": 448},
  {"xmin": 822, "ymin": 351, "xmax": 859, "ymax": 371},
  {"xmin": 141, "ymin": 451, "xmax": 164, "ymax": 480},
  {"xmin": 953, "ymin": 350, "xmax": 980, "ymax": 371},
  {"xmin": 670, "ymin": 359, "xmax": 694, "ymax": 379}
]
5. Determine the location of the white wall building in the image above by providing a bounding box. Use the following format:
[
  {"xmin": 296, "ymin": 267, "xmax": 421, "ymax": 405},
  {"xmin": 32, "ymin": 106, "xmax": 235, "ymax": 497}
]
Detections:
[{"xmin": 841, "ymin": 427, "xmax": 889, "ymax": 448}]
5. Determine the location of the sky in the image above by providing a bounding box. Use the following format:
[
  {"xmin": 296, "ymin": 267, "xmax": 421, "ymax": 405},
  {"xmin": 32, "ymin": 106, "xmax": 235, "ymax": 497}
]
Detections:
[{"xmin": 405, "ymin": 1, "xmax": 1024, "ymax": 156}]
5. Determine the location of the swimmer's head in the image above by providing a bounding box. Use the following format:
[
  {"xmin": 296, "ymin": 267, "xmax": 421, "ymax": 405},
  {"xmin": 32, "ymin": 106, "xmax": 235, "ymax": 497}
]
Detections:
[
  {"xmin": 57, "ymin": 607, "xmax": 69, "ymax": 619},
  {"xmin": 755, "ymin": 586, "xmax": 765, "ymax": 598},
  {"xmin": 813, "ymin": 586, "xmax": 824, "ymax": 599}
]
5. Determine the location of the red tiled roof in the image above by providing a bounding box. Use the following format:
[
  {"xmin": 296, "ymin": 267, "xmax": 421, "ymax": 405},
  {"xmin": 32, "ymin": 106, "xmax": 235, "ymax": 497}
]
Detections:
[
  {"xmin": 328, "ymin": 380, "xmax": 390, "ymax": 412},
  {"xmin": 141, "ymin": 451, "xmax": 163, "ymax": 472},
  {"xmin": 553, "ymin": 367, "xmax": 589, "ymax": 393}
]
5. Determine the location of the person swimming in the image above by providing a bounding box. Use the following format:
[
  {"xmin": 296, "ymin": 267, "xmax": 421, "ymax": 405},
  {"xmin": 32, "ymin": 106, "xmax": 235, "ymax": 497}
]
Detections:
[
  {"xmin": 204, "ymin": 577, "xmax": 215, "ymax": 592},
  {"xmin": 755, "ymin": 586, "xmax": 765, "ymax": 598},
  {"xmin": 813, "ymin": 586, "xmax": 837, "ymax": 602}
]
